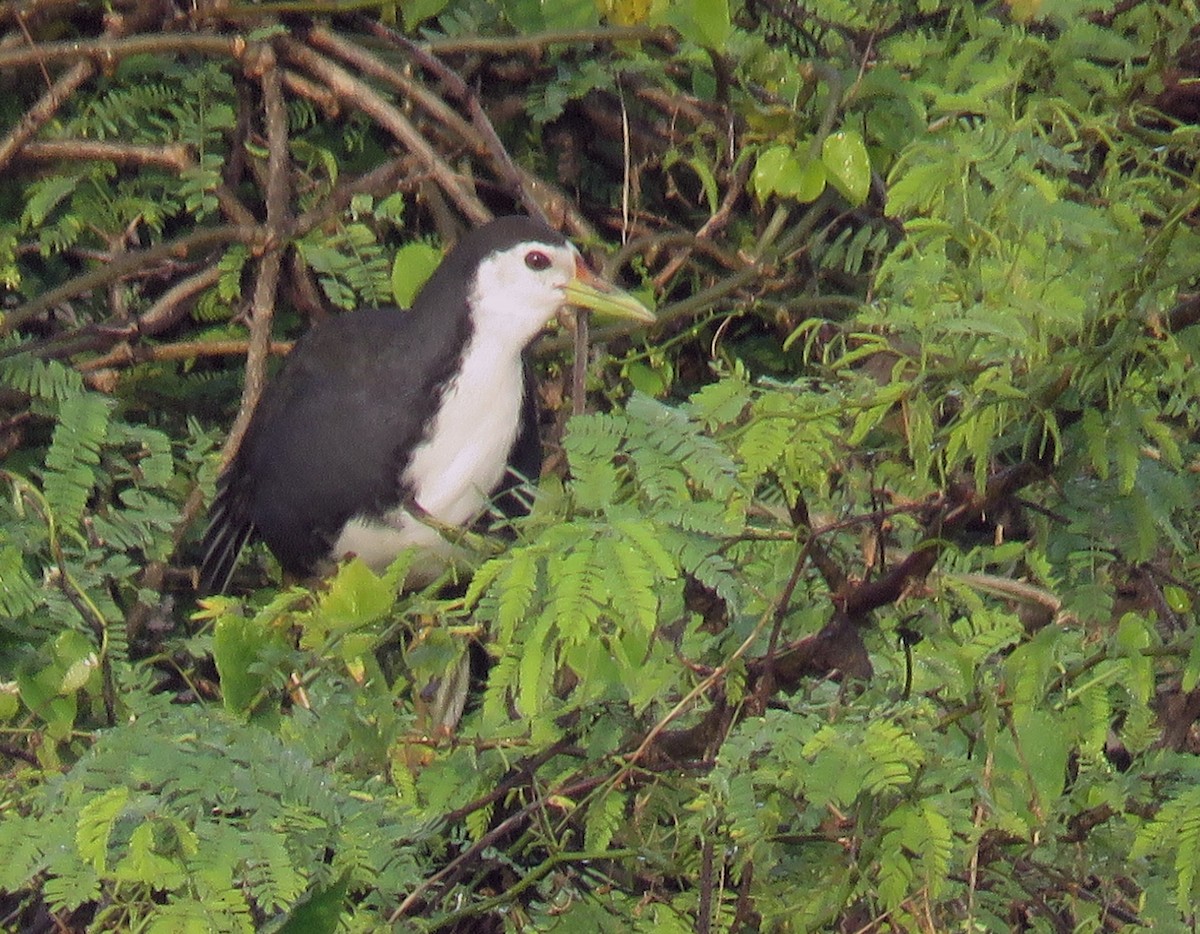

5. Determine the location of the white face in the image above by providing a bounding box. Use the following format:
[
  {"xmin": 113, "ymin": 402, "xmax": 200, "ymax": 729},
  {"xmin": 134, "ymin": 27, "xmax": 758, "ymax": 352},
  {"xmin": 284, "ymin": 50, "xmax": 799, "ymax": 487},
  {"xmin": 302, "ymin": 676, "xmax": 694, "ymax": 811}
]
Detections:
[{"xmin": 467, "ymin": 239, "xmax": 581, "ymax": 350}]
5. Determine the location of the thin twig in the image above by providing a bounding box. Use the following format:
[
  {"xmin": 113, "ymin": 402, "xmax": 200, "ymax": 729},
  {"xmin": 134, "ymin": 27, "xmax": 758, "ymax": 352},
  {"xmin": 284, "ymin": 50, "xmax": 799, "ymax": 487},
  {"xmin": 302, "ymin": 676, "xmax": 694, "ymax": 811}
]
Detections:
[
  {"xmin": 309, "ymin": 25, "xmax": 476, "ymax": 152},
  {"xmin": 356, "ymin": 16, "xmax": 552, "ymax": 224},
  {"xmin": 1, "ymin": 225, "xmax": 264, "ymax": 339},
  {"xmin": 220, "ymin": 48, "xmax": 290, "ymax": 471},
  {"xmin": 79, "ymin": 339, "xmax": 293, "ymax": 373},
  {"xmin": 0, "ymin": 59, "xmax": 92, "ymax": 173},
  {"xmin": 279, "ymin": 36, "xmax": 490, "ymax": 226}
]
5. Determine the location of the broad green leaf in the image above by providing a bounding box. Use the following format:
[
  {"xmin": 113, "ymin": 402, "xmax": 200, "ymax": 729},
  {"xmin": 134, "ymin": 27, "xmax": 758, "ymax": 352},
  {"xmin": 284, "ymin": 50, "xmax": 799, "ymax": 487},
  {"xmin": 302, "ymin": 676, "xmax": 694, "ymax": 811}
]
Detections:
[
  {"xmin": 391, "ymin": 241, "xmax": 443, "ymax": 308},
  {"xmin": 401, "ymin": 0, "xmax": 450, "ymax": 30},
  {"xmin": 504, "ymin": 0, "xmax": 597, "ymax": 31},
  {"xmin": 213, "ymin": 613, "xmax": 278, "ymax": 715},
  {"xmin": 278, "ymin": 872, "xmax": 350, "ymax": 934},
  {"xmin": 752, "ymin": 145, "xmax": 826, "ymax": 203},
  {"xmin": 668, "ymin": 0, "xmax": 730, "ymax": 47},
  {"xmin": 1011, "ymin": 707, "xmax": 1070, "ymax": 822},
  {"xmin": 313, "ymin": 557, "xmax": 398, "ymax": 635},
  {"xmin": 752, "ymin": 145, "xmax": 792, "ymax": 201},
  {"xmin": 822, "ymin": 130, "xmax": 872, "ymax": 205}
]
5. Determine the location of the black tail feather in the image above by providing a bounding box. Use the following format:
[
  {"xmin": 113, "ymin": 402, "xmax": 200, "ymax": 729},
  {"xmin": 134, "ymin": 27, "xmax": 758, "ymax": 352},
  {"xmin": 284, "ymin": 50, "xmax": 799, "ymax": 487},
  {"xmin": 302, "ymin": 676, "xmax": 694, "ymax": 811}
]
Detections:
[{"xmin": 198, "ymin": 480, "xmax": 254, "ymax": 595}]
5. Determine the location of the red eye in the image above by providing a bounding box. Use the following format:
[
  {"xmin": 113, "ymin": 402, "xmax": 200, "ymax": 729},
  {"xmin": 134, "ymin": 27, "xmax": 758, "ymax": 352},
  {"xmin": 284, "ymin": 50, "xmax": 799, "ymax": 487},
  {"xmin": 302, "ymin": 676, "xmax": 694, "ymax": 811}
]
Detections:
[{"xmin": 525, "ymin": 250, "xmax": 552, "ymax": 271}]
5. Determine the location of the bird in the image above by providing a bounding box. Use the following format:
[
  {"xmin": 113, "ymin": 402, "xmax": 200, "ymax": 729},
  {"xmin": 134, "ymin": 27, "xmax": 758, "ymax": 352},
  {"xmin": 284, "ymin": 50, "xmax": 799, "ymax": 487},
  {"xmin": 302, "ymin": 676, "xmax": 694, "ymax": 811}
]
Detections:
[{"xmin": 198, "ymin": 215, "xmax": 654, "ymax": 594}]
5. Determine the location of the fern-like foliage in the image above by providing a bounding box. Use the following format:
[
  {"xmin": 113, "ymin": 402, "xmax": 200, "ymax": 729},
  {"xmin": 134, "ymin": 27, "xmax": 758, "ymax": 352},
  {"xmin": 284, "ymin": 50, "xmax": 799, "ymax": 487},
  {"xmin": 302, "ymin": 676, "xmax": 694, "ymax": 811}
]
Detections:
[
  {"xmin": 464, "ymin": 384, "xmax": 764, "ymax": 730},
  {"xmin": 1132, "ymin": 783, "xmax": 1200, "ymax": 909},
  {"xmin": 295, "ymin": 223, "xmax": 394, "ymax": 310},
  {"xmin": 41, "ymin": 392, "xmax": 112, "ymax": 528},
  {"xmin": 0, "ymin": 340, "xmax": 84, "ymax": 401},
  {"xmin": 0, "ymin": 544, "xmax": 39, "ymax": 618},
  {"xmin": 0, "ymin": 703, "xmax": 429, "ymax": 926}
]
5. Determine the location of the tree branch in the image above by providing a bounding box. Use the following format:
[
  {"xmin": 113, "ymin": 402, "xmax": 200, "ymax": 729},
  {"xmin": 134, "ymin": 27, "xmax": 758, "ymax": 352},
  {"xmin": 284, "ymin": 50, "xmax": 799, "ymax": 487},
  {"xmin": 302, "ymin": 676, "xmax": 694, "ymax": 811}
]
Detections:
[{"xmin": 278, "ymin": 36, "xmax": 491, "ymax": 226}]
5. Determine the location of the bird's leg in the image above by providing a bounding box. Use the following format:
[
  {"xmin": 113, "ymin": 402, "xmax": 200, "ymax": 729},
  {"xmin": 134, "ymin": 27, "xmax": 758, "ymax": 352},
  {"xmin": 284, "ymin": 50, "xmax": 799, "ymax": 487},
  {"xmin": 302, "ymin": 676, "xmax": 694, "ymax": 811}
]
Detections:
[{"xmin": 401, "ymin": 495, "xmax": 507, "ymax": 558}]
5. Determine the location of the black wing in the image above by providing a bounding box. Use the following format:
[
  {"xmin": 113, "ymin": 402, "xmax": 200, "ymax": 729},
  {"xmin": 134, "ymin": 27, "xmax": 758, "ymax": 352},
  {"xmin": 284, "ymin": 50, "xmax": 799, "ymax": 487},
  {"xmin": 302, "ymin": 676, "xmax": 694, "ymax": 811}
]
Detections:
[{"xmin": 198, "ymin": 306, "xmax": 471, "ymax": 593}]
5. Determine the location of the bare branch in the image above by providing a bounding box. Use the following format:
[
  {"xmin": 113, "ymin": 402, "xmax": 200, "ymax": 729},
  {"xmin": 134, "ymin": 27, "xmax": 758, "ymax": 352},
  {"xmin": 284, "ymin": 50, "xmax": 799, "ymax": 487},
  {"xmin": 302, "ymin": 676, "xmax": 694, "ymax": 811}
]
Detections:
[
  {"xmin": 278, "ymin": 36, "xmax": 491, "ymax": 225},
  {"xmin": 16, "ymin": 138, "xmax": 192, "ymax": 171},
  {"xmin": 1, "ymin": 225, "xmax": 264, "ymax": 338}
]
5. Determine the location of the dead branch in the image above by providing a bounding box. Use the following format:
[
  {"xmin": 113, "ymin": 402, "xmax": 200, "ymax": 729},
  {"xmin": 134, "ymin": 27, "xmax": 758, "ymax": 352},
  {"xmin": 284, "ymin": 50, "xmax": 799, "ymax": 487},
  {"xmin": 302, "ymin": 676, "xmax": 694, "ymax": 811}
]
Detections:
[{"xmin": 278, "ymin": 35, "xmax": 491, "ymax": 226}]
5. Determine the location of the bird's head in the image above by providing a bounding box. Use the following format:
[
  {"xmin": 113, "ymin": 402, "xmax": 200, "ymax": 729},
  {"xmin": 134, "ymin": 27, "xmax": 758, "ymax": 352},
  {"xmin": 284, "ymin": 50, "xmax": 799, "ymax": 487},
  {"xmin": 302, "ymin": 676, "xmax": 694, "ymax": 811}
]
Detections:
[{"xmin": 448, "ymin": 217, "xmax": 654, "ymax": 349}]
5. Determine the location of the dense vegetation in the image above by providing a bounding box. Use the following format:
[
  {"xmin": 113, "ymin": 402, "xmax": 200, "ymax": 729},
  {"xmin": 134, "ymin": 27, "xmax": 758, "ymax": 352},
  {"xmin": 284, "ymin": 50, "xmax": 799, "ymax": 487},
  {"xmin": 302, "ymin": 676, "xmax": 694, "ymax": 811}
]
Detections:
[{"xmin": 1, "ymin": 0, "xmax": 1199, "ymax": 930}]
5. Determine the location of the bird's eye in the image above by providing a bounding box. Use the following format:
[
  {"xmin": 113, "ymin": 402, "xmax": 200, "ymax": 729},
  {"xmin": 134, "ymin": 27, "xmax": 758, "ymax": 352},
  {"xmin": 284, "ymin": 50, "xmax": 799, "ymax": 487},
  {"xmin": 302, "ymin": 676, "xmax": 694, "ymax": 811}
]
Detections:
[{"xmin": 525, "ymin": 250, "xmax": 552, "ymax": 271}]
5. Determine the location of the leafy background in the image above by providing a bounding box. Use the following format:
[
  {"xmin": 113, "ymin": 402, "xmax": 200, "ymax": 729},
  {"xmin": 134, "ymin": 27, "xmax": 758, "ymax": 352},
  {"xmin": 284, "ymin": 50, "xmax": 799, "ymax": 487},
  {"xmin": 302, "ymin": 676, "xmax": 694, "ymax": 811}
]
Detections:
[{"xmin": 1, "ymin": 0, "xmax": 1199, "ymax": 930}]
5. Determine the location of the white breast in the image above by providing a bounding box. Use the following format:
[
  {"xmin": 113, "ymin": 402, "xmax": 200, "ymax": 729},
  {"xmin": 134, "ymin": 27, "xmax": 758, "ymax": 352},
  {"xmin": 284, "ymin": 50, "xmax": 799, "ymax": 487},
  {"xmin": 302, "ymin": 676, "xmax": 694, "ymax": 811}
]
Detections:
[
  {"xmin": 404, "ymin": 333, "xmax": 525, "ymax": 523},
  {"xmin": 331, "ymin": 330, "xmax": 525, "ymax": 577}
]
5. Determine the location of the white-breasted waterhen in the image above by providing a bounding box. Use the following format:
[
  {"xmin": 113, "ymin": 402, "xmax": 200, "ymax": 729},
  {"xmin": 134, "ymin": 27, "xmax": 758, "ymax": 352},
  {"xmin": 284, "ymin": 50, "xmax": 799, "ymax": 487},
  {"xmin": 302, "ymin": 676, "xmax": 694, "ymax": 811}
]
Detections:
[{"xmin": 198, "ymin": 215, "xmax": 653, "ymax": 594}]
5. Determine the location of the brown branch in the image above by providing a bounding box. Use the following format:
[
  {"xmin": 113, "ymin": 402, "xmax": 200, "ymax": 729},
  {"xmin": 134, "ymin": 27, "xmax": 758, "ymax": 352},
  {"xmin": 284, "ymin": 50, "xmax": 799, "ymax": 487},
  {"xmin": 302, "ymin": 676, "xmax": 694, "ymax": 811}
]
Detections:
[
  {"xmin": 0, "ymin": 32, "xmax": 247, "ymax": 72},
  {"xmin": 291, "ymin": 155, "xmax": 413, "ymax": 238},
  {"xmin": 281, "ymin": 67, "xmax": 340, "ymax": 118},
  {"xmin": 636, "ymin": 464, "xmax": 1049, "ymax": 764},
  {"xmin": 80, "ymin": 339, "xmax": 293, "ymax": 373},
  {"xmin": 219, "ymin": 47, "xmax": 291, "ymax": 472},
  {"xmin": 788, "ymin": 492, "xmax": 847, "ymax": 593},
  {"xmin": 308, "ymin": 25, "xmax": 476, "ymax": 153},
  {"xmin": 278, "ymin": 36, "xmax": 491, "ymax": 226},
  {"xmin": 6, "ymin": 264, "xmax": 225, "ymax": 368},
  {"xmin": 357, "ymin": 16, "xmax": 608, "ymax": 242},
  {"xmin": 16, "ymin": 139, "xmax": 192, "ymax": 170},
  {"xmin": 0, "ymin": 59, "xmax": 93, "ymax": 174},
  {"xmin": 137, "ymin": 265, "xmax": 224, "ymax": 332},
  {"xmin": 652, "ymin": 153, "xmax": 752, "ymax": 288},
  {"xmin": 0, "ymin": 741, "xmax": 39, "ymax": 766},
  {"xmin": 356, "ymin": 17, "xmax": 547, "ymax": 222},
  {"xmin": 73, "ymin": 266, "xmax": 224, "ymax": 380},
  {"xmin": 538, "ymin": 261, "xmax": 764, "ymax": 354},
  {"xmin": 754, "ymin": 611, "xmax": 874, "ymax": 690},
  {"xmin": 424, "ymin": 25, "xmax": 672, "ymax": 56},
  {"xmin": 0, "ymin": 0, "xmax": 172, "ymax": 172},
  {"xmin": 835, "ymin": 462, "xmax": 1041, "ymax": 619},
  {"xmin": 756, "ymin": 462, "xmax": 1045, "ymax": 697},
  {"xmin": 1, "ymin": 224, "xmax": 264, "ymax": 337}
]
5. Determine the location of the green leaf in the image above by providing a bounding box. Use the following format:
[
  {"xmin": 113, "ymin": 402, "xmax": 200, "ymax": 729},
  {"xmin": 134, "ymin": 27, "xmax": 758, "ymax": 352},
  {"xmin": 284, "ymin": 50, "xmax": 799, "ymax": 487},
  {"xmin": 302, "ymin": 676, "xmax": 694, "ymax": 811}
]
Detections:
[
  {"xmin": 43, "ymin": 392, "xmax": 112, "ymax": 526},
  {"xmin": 753, "ymin": 145, "xmax": 825, "ymax": 203},
  {"xmin": 584, "ymin": 791, "xmax": 626, "ymax": 853},
  {"xmin": 0, "ymin": 544, "xmax": 39, "ymax": 617},
  {"xmin": 311, "ymin": 557, "xmax": 399, "ymax": 637},
  {"xmin": 822, "ymin": 129, "xmax": 872, "ymax": 205},
  {"xmin": 669, "ymin": 0, "xmax": 730, "ymax": 47},
  {"xmin": 1011, "ymin": 707, "xmax": 1070, "ymax": 821},
  {"xmin": 22, "ymin": 174, "xmax": 81, "ymax": 229},
  {"xmin": 114, "ymin": 820, "xmax": 189, "ymax": 889},
  {"xmin": 76, "ymin": 785, "xmax": 130, "ymax": 874},
  {"xmin": 391, "ymin": 241, "xmax": 443, "ymax": 308},
  {"xmin": 1182, "ymin": 629, "xmax": 1200, "ymax": 694},
  {"xmin": 213, "ymin": 612, "xmax": 277, "ymax": 715},
  {"xmin": 504, "ymin": 0, "xmax": 597, "ymax": 31},
  {"xmin": 278, "ymin": 872, "xmax": 350, "ymax": 934}
]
